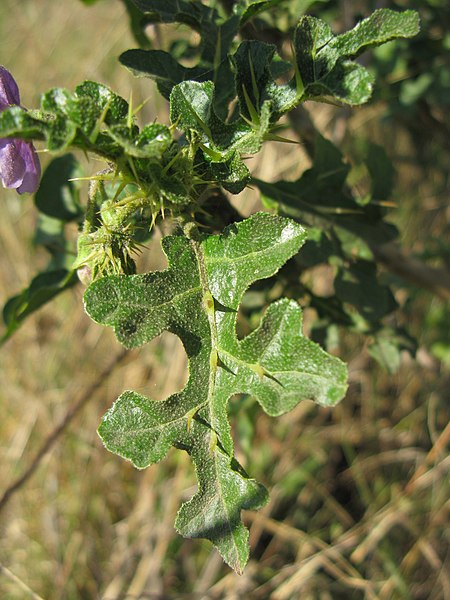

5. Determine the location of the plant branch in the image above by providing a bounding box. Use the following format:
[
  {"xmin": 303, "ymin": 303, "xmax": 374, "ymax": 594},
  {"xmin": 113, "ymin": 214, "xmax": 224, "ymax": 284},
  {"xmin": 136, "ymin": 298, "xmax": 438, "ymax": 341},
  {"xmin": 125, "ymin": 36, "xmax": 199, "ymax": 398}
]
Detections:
[
  {"xmin": 0, "ymin": 348, "xmax": 129, "ymax": 513},
  {"xmin": 370, "ymin": 242, "xmax": 450, "ymax": 301}
]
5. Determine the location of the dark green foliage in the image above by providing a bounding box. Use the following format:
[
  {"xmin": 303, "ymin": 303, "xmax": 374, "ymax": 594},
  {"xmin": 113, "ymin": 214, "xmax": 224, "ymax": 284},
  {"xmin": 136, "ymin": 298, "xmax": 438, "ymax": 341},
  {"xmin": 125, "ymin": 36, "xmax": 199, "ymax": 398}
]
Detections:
[{"xmin": 35, "ymin": 154, "xmax": 84, "ymax": 221}]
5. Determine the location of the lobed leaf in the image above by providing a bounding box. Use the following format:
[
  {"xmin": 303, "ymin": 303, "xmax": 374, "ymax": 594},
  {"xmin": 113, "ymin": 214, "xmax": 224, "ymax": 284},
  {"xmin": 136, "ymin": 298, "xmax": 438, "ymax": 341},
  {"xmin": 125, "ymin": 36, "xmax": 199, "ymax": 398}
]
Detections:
[
  {"xmin": 84, "ymin": 213, "xmax": 348, "ymax": 570},
  {"xmin": 294, "ymin": 9, "xmax": 420, "ymax": 105}
]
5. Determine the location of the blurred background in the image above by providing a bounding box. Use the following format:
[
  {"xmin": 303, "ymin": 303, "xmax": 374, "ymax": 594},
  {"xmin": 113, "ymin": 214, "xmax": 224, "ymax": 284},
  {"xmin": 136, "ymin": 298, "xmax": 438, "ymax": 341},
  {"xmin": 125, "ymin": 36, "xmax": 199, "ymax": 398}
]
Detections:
[{"xmin": 0, "ymin": 1, "xmax": 449, "ymax": 598}]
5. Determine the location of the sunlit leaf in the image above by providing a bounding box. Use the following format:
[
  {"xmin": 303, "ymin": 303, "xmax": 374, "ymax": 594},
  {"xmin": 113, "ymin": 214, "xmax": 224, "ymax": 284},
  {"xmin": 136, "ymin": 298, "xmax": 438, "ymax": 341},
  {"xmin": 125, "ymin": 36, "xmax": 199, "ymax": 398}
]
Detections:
[{"xmin": 84, "ymin": 213, "xmax": 347, "ymax": 571}]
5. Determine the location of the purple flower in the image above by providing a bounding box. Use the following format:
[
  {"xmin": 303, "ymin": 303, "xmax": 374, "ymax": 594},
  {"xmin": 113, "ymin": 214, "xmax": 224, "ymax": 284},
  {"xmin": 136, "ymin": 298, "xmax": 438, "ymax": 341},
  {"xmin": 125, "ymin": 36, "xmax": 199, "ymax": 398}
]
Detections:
[{"xmin": 0, "ymin": 66, "xmax": 41, "ymax": 194}]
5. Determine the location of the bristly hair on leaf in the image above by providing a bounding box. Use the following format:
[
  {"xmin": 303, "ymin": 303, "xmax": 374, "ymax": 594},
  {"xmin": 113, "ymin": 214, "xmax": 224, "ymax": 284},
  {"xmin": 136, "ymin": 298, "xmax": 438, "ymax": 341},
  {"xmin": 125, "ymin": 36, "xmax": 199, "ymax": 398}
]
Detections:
[{"xmin": 84, "ymin": 213, "xmax": 348, "ymax": 571}]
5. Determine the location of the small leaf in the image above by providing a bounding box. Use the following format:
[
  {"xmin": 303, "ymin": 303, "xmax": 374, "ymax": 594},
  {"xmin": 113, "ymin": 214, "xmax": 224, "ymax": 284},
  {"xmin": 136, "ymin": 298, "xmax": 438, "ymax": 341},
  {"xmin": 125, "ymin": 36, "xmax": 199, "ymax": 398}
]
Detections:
[
  {"xmin": 123, "ymin": 1, "xmax": 239, "ymax": 116},
  {"xmin": 170, "ymin": 80, "xmax": 215, "ymax": 138},
  {"xmin": 238, "ymin": 0, "xmax": 288, "ymax": 25},
  {"xmin": 35, "ymin": 154, "xmax": 84, "ymax": 221},
  {"xmin": 1, "ymin": 270, "xmax": 77, "ymax": 344},
  {"xmin": 203, "ymin": 151, "xmax": 251, "ymax": 194},
  {"xmin": 108, "ymin": 122, "xmax": 172, "ymax": 158},
  {"xmin": 233, "ymin": 41, "xmax": 296, "ymax": 118},
  {"xmin": 75, "ymin": 81, "xmax": 129, "ymax": 124}
]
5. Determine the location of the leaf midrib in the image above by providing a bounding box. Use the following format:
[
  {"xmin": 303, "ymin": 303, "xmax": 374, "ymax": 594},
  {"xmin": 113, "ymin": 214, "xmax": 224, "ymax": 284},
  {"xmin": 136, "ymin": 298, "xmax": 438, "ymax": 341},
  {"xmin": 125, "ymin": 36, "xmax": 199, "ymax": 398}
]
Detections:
[{"xmin": 205, "ymin": 236, "xmax": 299, "ymax": 266}]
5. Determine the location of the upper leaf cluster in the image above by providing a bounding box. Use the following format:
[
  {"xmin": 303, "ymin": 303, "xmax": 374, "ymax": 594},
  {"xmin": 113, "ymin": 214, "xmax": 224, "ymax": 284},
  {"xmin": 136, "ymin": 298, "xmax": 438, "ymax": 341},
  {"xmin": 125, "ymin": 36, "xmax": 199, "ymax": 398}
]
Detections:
[{"xmin": 120, "ymin": 3, "xmax": 418, "ymax": 191}]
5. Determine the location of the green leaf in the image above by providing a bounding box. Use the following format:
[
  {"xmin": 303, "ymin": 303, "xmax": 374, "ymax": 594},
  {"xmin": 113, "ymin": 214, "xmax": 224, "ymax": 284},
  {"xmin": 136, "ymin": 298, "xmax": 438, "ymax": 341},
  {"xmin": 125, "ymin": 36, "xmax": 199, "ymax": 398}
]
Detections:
[
  {"xmin": 328, "ymin": 9, "xmax": 421, "ymax": 59},
  {"xmin": 1, "ymin": 269, "xmax": 77, "ymax": 344},
  {"xmin": 202, "ymin": 151, "xmax": 250, "ymax": 194},
  {"xmin": 294, "ymin": 10, "xmax": 420, "ymax": 105},
  {"xmin": 169, "ymin": 80, "xmax": 271, "ymax": 192},
  {"xmin": 170, "ymin": 80, "xmax": 216, "ymax": 138},
  {"xmin": 0, "ymin": 105, "xmax": 49, "ymax": 141},
  {"xmin": 33, "ymin": 214, "xmax": 73, "ymax": 268},
  {"xmin": 0, "ymin": 82, "xmax": 132, "ymax": 158},
  {"xmin": 233, "ymin": 41, "xmax": 297, "ymax": 118},
  {"xmin": 74, "ymin": 81, "xmax": 129, "ymax": 125},
  {"xmin": 306, "ymin": 60, "xmax": 375, "ymax": 105},
  {"xmin": 368, "ymin": 328, "xmax": 416, "ymax": 374},
  {"xmin": 120, "ymin": 0, "xmax": 153, "ymax": 48},
  {"xmin": 230, "ymin": 10, "xmax": 419, "ymax": 117},
  {"xmin": 131, "ymin": 0, "xmax": 237, "ymax": 65},
  {"xmin": 334, "ymin": 260, "xmax": 397, "ymax": 322},
  {"xmin": 124, "ymin": 0, "xmax": 239, "ymax": 116},
  {"xmin": 107, "ymin": 123, "xmax": 172, "ymax": 158},
  {"xmin": 175, "ymin": 426, "xmax": 268, "ymax": 572},
  {"xmin": 84, "ymin": 212, "xmax": 347, "ymax": 571},
  {"xmin": 35, "ymin": 154, "xmax": 84, "ymax": 221},
  {"xmin": 171, "ymin": 80, "xmax": 271, "ymax": 154},
  {"xmin": 40, "ymin": 82, "xmax": 129, "ymax": 140},
  {"xmin": 361, "ymin": 140, "xmax": 395, "ymax": 201},
  {"xmin": 237, "ymin": 0, "xmax": 288, "ymax": 25},
  {"xmin": 1, "ymin": 155, "xmax": 83, "ymax": 342},
  {"xmin": 120, "ymin": 48, "xmax": 190, "ymax": 100},
  {"xmin": 254, "ymin": 134, "xmax": 398, "ymax": 246},
  {"xmin": 131, "ymin": 0, "xmax": 203, "ymax": 24}
]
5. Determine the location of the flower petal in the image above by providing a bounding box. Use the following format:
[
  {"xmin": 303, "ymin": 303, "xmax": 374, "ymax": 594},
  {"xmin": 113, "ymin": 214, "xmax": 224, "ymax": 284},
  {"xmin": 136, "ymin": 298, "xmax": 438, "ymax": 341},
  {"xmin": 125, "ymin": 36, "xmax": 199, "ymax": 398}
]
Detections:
[
  {"xmin": 0, "ymin": 138, "xmax": 26, "ymax": 189},
  {"xmin": 0, "ymin": 65, "xmax": 20, "ymax": 109},
  {"xmin": 16, "ymin": 139, "xmax": 41, "ymax": 194}
]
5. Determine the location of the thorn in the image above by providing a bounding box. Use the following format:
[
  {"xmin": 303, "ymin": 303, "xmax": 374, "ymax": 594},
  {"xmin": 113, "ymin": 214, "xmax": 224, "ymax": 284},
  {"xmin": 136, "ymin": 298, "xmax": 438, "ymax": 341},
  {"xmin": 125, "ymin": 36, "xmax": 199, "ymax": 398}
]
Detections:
[
  {"xmin": 250, "ymin": 363, "xmax": 265, "ymax": 379},
  {"xmin": 186, "ymin": 407, "xmax": 198, "ymax": 433},
  {"xmin": 209, "ymin": 430, "xmax": 218, "ymax": 453}
]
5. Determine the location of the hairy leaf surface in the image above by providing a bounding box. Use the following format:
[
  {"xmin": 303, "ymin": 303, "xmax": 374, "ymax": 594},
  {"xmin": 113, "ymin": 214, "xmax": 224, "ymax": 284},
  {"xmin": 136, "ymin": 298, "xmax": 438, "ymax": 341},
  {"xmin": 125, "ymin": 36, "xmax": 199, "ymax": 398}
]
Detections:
[
  {"xmin": 294, "ymin": 9, "xmax": 420, "ymax": 104},
  {"xmin": 84, "ymin": 213, "xmax": 348, "ymax": 571}
]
